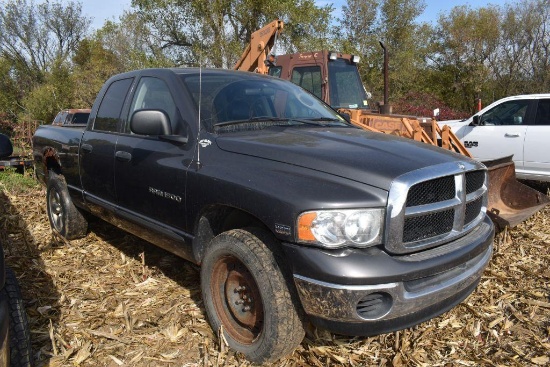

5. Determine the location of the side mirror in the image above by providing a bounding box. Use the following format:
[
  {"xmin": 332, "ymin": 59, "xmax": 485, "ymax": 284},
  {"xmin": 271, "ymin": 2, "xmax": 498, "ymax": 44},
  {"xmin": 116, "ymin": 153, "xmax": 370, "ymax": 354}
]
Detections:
[
  {"xmin": 130, "ymin": 110, "xmax": 172, "ymax": 136},
  {"xmin": 471, "ymin": 115, "xmax": 481, "ymax": 126}
]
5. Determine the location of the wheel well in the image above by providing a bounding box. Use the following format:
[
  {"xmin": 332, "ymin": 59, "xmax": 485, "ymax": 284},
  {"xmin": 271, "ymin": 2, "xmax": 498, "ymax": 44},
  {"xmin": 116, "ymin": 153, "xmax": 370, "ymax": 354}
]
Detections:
[
  {"xmin": 43, "ymin": 147, "xmax": 62, "ymax": 176},
  {"xmin": 193, "ymin": 206, "xmax": 271, "ymax": 264},
  {"xmin": 46, "ymin": 156, "xmax": 61, "ymax": 175}
]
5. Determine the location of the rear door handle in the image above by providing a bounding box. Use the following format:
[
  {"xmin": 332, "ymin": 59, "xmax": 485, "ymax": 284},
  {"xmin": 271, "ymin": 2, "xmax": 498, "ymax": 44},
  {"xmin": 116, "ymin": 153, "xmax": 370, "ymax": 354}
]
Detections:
[
  {"xmin": 504, "ymin": 133, "xmax": 520, "ymax": 137},
  {"xmin": 115, "ymin": 151, "xmax": 132, "ymax": 162},
  {"xmin": 81, "ymin": 143, "xmax": 93, "ymax": 153}
]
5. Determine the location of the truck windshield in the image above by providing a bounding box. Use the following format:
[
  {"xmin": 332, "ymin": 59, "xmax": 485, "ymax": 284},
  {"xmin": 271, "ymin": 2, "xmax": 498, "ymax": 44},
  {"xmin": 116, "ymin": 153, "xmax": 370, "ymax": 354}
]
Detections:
[
  {"xmin": 328, "ymin": 59, "xmax": 370, "ymax": 110},
  {"xmin": 181, "ymin": 74, "xmax": 347, "ymax": 132}
]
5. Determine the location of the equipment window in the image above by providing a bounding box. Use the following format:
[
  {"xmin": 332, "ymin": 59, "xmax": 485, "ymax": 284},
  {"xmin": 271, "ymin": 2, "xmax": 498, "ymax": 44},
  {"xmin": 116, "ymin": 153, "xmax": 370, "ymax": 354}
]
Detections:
[
  {"xmin": 291, "ymin": 66, "xmax": 322, "ymax": 99},
  {"xmin": 127, "ymin": 77, "xmax": 180, "ymax": 134},
  {"xmin": 481, "ymin": 100, "xmax": 530, "ymax": 126},
  {"xmin": 534, "ymin": 99, "xmax": 550, "ymax": 126},
  {"xmin": 268, "ymin": 66, "xmax": 282, "ymax": 78},
  {"xmin": 93, "ymin": 78, "xmax": 133, "ymax": 132}
]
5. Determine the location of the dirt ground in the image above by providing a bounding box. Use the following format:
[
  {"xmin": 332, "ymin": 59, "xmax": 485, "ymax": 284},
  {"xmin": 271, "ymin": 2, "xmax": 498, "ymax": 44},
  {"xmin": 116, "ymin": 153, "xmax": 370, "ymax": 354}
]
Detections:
[{"xmin": 0, "ymin": 184, "xmax": 548, "ymax": 366}]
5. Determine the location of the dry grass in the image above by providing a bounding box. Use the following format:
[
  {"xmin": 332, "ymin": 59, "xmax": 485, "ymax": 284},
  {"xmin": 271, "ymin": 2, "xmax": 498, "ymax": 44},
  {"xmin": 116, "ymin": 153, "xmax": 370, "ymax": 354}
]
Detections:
[{"xmin": 0, "ymin": 183, "xmax": 549, "ymax": 366}]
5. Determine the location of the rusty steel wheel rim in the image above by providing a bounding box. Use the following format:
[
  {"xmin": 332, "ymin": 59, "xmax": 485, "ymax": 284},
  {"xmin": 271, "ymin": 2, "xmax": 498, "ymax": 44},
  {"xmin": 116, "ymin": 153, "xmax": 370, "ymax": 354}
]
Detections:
[{"xmin": 211, "ymin": 255, "xmax": 264, "ymax": 344}]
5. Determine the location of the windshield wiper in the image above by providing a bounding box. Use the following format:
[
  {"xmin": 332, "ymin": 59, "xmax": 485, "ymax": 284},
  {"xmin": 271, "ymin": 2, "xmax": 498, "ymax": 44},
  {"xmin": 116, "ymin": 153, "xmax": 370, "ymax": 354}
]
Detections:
[
  {"xmin": 213, "ymin": 117, "xmax": 346, "ymax": 133},
  {"xmin": 213, "ymin": 117, "xmax": 290, "ymax": 128},
  {"xmin": 303, "ymin": 117, "xmax": 341, "ymax": 122}
]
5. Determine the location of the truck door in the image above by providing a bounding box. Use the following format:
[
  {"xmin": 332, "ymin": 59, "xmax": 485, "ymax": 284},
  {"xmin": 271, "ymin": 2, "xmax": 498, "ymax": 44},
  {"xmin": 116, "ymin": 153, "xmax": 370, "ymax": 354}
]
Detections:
[
  {"xmin": 80, "ymin": 78, "xmax": 134, "ymax": 206},
  {"xmin": 459, "ymin": 99, "xmax": 532, "ymax": 169},
  {"xmin": 114, "ymin": 76, "xmax": 193, "ymax": 231},
  {"xmin": 523, "ymin": 98, "xmax": 550, "ymax": 178}
]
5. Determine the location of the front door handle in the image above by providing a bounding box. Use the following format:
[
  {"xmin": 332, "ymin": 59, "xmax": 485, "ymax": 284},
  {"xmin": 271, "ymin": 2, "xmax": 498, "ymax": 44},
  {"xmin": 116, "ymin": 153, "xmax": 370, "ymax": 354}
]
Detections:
[
  {"xmin": 115, "ymin": 151, "xmax": 132, "ymax": 162},
  {"xmin": 505, "ymin": 133, "xmax": 520, "ymax": 137}
]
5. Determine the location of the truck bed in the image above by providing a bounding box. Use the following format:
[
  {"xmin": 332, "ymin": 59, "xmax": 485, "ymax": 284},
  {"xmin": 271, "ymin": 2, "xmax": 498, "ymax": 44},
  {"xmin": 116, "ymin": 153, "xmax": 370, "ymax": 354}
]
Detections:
[{"xmin": 32, "ymin": 124, "xmax": 86, "ymax": 187}]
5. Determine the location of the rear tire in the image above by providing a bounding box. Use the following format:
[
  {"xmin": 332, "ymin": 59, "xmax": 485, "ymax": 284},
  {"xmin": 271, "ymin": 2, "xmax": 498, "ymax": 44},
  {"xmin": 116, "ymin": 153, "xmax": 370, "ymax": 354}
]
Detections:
[
  {"xmin": 2, "ymin": 268, "xmax": 31, "ymax": 367},
  {"xmin": 46, "ymin": 172, "xmax": 87, "ymax": 240},
  {"xmin": 201, "ymin": 228, "xmax": 305, "ymax": 363}
]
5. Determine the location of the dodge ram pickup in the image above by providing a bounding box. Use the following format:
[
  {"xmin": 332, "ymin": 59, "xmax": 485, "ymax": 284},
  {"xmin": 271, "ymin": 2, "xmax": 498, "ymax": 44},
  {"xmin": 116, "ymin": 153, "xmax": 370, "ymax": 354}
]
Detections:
[
  {"xmin": 32, "ymin": 68, "xmax": 495, "ymax": 363},
  {"xmin": 442, "ymin": 94, "xmax": 550, "ymax": 182}
]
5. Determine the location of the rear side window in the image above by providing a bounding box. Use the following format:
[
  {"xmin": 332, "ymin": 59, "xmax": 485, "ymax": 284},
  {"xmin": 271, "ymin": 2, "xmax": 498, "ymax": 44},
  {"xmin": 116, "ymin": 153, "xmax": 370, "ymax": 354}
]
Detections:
[
  {"xmin": 72, "ymin": 112, "xmax": 90, "ymax": 124},
  {"xmin": 534, "ymin": 99, "xmax": 550, "ymax": 126},
  {"xmin": 93, "ymin": 78, "xmax": 133, "ymax": 132},
  {"xmin": 53, "ymin": 112, "xmax": 66, "ymax": 125}
]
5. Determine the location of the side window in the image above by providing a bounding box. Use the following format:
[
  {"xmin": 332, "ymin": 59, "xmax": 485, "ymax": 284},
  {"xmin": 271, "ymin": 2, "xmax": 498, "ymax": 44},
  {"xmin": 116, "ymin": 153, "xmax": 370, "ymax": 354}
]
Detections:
[
  {"xmin": 53, "ymin": 112, "xmax": 64, "ymax": 125},
  {"xmin": 291, "ymin": 66, "xmax": 322, "ymax": 99},
  {"xmin": 93, "ymin": 78, "xmax": 133, "ymax": 132},
  {"xmin": 481, "ymin": 100, "xmax": 530, "ymax": 126},
  {"xmin": 534, "ymin": 99, "xmax": 550, "ymax": 126},
  {"xmin": 127, "ymin": 77, "xmax": 179, "ymax": 133},
  {"xmin": 268, "ymin": 66, "xmax": 282, "ymax": 78},
  {"xmin": 73, "ymin": 112, "xmax": 90, "ymax": 124}
]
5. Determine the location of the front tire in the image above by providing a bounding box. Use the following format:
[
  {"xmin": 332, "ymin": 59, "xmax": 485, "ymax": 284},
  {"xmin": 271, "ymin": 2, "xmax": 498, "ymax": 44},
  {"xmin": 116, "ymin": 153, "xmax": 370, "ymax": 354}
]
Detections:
[
  {"xmin": 201, "ymin": 228, "xmax": 305, "ymax": 363},
  {"xmin": 46, "ymin": 172, "xmax": 87, "ymax": 240}
]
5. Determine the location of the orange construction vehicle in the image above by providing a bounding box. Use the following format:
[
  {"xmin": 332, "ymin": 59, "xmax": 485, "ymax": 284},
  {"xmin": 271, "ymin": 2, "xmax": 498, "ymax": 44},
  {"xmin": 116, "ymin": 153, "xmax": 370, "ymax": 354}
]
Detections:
[
  {"xmin": 233, "ymin": 20, "xmax": 284, "ymax": 75},
  {"xmin": 234, "ymin": 21, "xmax": 549, "ymax": 229}
]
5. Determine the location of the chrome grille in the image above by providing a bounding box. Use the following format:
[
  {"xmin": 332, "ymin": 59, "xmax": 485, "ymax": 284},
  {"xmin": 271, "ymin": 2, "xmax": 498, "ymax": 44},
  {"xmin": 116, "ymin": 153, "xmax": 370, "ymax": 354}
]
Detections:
[
  {"xmin": 403, "ymin": 210, "xmax": 454, "ymax": 242},
  {"xmin": 466, "ymin": 170, "xmax": 485, "ymax": 194},
  {"xmin": 406, "ymin": 176, "xmax": 455, "ymax": 206},
  {"xmin": 465, "ymin": 196, "xmax": 483, "ymax": 225},
  {"xmin": 386, "ymin": 161, "xmax": 488, "ymax": 254}
]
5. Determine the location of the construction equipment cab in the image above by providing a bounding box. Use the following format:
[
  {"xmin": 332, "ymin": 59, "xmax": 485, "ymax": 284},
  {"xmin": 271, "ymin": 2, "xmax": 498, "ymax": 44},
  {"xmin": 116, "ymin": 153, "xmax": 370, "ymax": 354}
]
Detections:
[{"xmin": 267, "ymin": 50, "xmax": 370, "ymax": 111}]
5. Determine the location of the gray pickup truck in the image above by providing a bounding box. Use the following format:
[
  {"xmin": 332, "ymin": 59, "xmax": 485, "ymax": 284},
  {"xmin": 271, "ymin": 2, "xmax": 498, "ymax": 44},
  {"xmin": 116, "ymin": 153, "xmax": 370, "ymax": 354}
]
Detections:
[{"xmin": 32, "ymin": 68, "xmax": 494, "ymax": 363}]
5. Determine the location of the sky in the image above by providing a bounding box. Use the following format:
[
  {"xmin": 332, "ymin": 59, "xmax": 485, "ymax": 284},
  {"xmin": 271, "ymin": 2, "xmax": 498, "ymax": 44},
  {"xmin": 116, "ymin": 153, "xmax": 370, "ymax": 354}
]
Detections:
[{"xmin": 81, "ymin": 0, "xmax": 505, "ymax": 31}]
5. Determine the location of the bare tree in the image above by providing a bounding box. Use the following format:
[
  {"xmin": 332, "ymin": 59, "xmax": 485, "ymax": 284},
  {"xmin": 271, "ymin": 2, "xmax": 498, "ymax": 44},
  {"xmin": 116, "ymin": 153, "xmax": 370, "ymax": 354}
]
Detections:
[{"xmin": 0, "ymin": 0, "xmax": 91, "ymax": 75}]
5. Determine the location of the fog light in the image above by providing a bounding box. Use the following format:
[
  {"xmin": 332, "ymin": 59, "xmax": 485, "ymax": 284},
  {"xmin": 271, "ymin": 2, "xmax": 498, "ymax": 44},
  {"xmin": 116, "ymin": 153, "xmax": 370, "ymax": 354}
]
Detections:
[{"xmin": 356, "ymin": 292, "xmax": 392, "ymax": 320}]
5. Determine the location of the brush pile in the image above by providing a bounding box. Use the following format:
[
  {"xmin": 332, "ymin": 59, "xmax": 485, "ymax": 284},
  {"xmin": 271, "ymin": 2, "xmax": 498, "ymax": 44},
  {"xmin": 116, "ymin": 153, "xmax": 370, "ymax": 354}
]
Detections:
[{"xmin": 0, "ymin": 184, "xmax": 548, "ymax": 366}]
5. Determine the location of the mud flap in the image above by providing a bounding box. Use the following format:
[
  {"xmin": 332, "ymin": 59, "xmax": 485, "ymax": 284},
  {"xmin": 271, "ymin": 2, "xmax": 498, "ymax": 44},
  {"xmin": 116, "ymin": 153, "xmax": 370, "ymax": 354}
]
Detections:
[{"xmin": 484, "ymin": 156, "xmax": 549, "ymax": 231}]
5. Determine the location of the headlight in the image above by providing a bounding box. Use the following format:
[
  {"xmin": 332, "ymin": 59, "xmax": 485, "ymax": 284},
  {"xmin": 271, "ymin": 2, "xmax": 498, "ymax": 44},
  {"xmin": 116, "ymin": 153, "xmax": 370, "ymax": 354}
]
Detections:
[{"xmin": 297, "ymin": 209, "xmax": 384, "ymax": 249}]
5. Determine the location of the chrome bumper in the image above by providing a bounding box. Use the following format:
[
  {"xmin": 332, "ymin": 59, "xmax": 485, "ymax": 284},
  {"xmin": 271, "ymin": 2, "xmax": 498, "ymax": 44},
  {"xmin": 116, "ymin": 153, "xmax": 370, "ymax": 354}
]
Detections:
[{"xmin": 294, "ymin": 244, "xmax": 492, "ymax": 330}]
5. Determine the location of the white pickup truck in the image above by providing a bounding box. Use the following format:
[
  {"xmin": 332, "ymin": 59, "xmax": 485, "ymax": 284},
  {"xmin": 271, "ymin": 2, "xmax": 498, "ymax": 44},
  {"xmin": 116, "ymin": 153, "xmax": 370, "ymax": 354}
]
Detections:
[{"xmin": 443, "ymin": 94, "xmax": 550, "ymax": 182}]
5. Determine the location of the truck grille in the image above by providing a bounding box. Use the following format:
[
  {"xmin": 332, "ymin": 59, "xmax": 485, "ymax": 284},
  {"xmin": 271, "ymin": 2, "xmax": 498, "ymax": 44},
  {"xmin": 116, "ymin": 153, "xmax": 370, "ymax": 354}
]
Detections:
[{"xmin": 385, "ymin": 161, "xmax": 488, "ymax": 255}]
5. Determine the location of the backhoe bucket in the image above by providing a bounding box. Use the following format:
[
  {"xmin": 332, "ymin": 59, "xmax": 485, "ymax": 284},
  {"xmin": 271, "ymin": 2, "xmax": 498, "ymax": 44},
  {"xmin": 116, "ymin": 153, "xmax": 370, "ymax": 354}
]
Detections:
[{"xmin": 483, "ymin": 156, "xmax": 549, "ymax": 230}]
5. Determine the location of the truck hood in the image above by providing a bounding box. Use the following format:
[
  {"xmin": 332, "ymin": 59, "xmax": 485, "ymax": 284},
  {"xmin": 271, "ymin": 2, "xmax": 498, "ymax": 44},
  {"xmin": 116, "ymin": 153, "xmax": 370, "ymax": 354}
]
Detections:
[{"xmin": 215, "ymin": 126, "xmax": 467, "ymax": 190}]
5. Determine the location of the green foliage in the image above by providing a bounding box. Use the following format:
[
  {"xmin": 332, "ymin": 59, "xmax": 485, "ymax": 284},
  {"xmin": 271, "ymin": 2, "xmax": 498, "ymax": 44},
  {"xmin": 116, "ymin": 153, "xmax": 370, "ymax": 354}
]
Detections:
[
  {"xmin": 0, "ymin": 58, "xmax": 20, "ymax": 121},
  {"xmin": 131, "ymin": 0, "xmax": 333, "ymax": 68},
  {"xmin": 336, "ymin": 0, "xmax": 430, "ymax": 105},
  {"xmin": 71, "ymin": 38, "xmax": 123, "ymax": 108},
  {"xmin": 0, "ymin": 0, "xmax": 91, "ymax": 123},
  {"xmin": 0, "ymin": 167, "xmax": 39, "ymax": 193},
  {"xmin": 430, "ymin": 5, "xmax": 500, "ymax": 112},
  {"xmin": 0, "ymin": 0, "xmax": 549, "ymax": 122},
  {"xmin": 19, "ymin": 61, "xmax": 74, "ymax": 124}
]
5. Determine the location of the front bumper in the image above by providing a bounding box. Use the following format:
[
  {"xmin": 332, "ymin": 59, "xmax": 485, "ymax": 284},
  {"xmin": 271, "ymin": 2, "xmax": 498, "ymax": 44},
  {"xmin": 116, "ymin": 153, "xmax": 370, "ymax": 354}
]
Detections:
[{"xmin": 283, "ymin": 215, "xmax": 494, "ymax": 336}]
